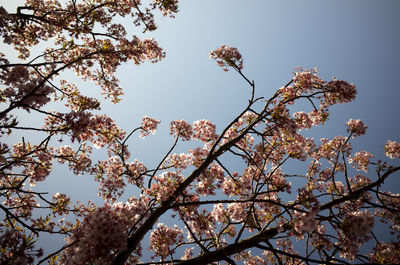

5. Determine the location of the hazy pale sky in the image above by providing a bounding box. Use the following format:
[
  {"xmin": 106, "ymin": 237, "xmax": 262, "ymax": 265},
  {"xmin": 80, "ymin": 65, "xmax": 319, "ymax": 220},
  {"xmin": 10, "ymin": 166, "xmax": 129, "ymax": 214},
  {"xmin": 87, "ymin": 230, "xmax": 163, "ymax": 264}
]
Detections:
[{"xmin": 109, "ymin": 0, "xmax": 400, "ymax": 169}]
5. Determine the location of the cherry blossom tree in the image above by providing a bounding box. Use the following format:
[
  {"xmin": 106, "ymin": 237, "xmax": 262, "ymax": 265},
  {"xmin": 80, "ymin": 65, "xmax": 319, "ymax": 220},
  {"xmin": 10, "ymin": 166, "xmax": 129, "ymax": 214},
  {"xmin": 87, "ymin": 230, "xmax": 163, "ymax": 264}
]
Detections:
[{"xmin": 1, "ymin": 1, "xmax": 400, "ymax": 265}]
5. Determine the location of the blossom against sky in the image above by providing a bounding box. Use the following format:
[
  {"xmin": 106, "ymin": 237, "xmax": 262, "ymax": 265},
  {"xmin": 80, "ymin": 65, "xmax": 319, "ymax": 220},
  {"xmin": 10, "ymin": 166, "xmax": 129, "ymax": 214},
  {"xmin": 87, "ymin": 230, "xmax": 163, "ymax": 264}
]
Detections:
[
  {"xmin": 1, "ymin": 0, "xmax": 400, "ymax": 259},
  {"xmin": 108, "ymin": 0, "xmax": 400, "ymax": 166}
]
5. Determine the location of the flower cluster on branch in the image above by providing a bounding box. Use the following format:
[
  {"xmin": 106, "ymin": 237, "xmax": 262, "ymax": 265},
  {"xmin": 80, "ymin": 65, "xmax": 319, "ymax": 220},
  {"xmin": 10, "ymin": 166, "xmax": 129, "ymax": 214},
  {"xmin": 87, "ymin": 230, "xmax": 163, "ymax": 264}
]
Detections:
[{"xmin": 0, "ymin": 2, "xmax": 399, "ymax": 265}]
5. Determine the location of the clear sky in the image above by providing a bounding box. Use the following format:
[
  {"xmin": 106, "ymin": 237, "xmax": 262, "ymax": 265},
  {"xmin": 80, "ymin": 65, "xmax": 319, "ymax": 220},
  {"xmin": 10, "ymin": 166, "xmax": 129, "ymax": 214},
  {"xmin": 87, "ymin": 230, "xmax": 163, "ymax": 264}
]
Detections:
[
  {"xmin": 2, "ymin": 0, "xmax": 400, "ymax": 260},
  {"xmin": 107, "ymin": 0, "xmax": 400, "ymax": 184}
]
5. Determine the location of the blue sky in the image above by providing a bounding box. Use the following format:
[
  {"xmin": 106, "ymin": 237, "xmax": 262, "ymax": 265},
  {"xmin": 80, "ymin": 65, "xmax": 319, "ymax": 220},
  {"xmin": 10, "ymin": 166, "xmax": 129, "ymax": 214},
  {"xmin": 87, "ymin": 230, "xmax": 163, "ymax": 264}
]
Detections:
[
  {"xmin": 107, "ymin": 0, "xmax": 400, "ymax": 170},
  {"xmin": 2, "ymin": 0, "xmax": 400, "ymax": 260}
]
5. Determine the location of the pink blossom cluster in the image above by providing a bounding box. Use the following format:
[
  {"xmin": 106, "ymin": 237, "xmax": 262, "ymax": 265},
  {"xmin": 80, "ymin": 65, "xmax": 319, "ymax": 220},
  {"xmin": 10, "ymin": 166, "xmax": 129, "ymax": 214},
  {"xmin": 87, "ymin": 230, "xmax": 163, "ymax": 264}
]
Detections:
[
  {"xmin": 146, "ymin": 171, "xmax": 184, "ymax": 202},
  {"xmin": 222, "ymin": 126, "xmax": 239, "ymax": 145},
  {"xmin": 1, "ymin": 66, "xmax": 29, "ymax": 86},
  {"xmin": 221, "ymin": 111, "xmax": 258, "ymax": 145},
  {"xmin": 29, "ymin": 150, "xmax": 53, "ymax": 186},
  {"xmin": 337, "ymin": 210, "xmax": 374, "ymax": 260},
  {"xmin": 375, "ymin": 192, "xmax": 400, "ymax": 233},
  {"xmin": 1, "ymin": 1, "xmax": 59, "ymax": 58},
  {"xmin": 280, "ymin": 132, "xmax": 315, "ymax": 161},
  {"xmin": 222, "ymin": 171, "xmax": 251, "ymax": 197},
  {"xmin": 310, "ymin": 224, "xmax": 333, "ymax": 251},
  {"xmin": 211, "ymin": 203, "xmax": 227, "ymax": 223},
  {"xmin": 384, "ymin": 140, "xmax": 400, "ymax": 159},
  {"xmin": 308, "ymin": 109, "xmax": 329, "ymax": 126},
  {"xmin": 251, "ymin": 139, "xmax": 284, "ymax": 166},
  {"xmin": 328, "ymin": 180, "xmax": 347, "ymax": 195},
  {"xmin": 344, "ymin": 190, "xmax": 372, "ymax": 211},
  {"xmin": 163, "ymin": 153, "xmax": 192, "ymax": 170},
  {"xmin": 0, "ymin": 227, "xmax": 43, "ymax": 265},
  {"xmin": 60, "ymin": 80, "xmax": 100, "ymax": 111},
  {"xmin": 269, "ymin": 104, "xmax": 296, "ymax": 133},
  {"xmin": 293, "ymin": 111, "xmax": 313, "ymax": 130},
  {"xmin": 294, "ymin": 207, "xmax": 319, "ymax": 235},
  {"xmin": 149, "ymin": 223, "xmax": 184, "ymax": 259},
  {"xmin": 170, "ymin": 119, "xmax": 193, "ymax": 140},
  {"xmin": 239, "ymin": 111, "xmax": 258, "ymax": 125},
  {"xmin": 341, "ymin": 210, "xmax": 374, "ymax": 238},
  {"xmin": 236, "ymin": 133, "xmax": 255, "ymax": 152},
  {"xmin": 59, "ymin": 200, "xmax": 148, "ymax": 264},
  {"xmin": 151, "ymin": 0, "xmax": 179, "ymax": 18},
  {"xmin": 279, "ymin": 68, "xmax": 323, "ymax": 105},
  {"xmin": 316, "ymin": 136, "xmax": 352, "ymax": 161},
  {"xmin": 280, "ymin": 85, "xmax": 301, "ymax": 103},
  {"xmin": 104, "ymin": 0, "xmax": 141, "ymax": 17},
  {"xmin": 255, "ymin": 193, "xmax": 282, "ymax": 219},
  {"xmin": 46, "ymin": 111, "xmax": 90, "ymax": 140},
  {"xmin": 196, "ymin": 163, "xmax": 225, "ymax": 196},
  {"xmin": 4, "ymin": 193, "xmax": 39, "ymax": 219},
  {"xmin": 140, "ymin": 116, "xmax": 161, "ymax": 138},
  {"xmin": 185, "ymin": 209, "xmax": 216, "ymax": 240},
  {"xmin": 51, "ymin": 192, "xmax": 71, "ymax": 215},
  {"xmin": 10, "ymin": 143, "xmax": 53, "ymax": 186},
  {"xmin": 92, "ymin": 115, "xmax": 127, "ymax": 148},
  {"xmin": 349, "ymin": 174, "xmax": 372, "ymax": 191},
  {"xmin": 142, "ymin": 38, "xmax": 166, "ymax": 63},
  {"xmin": 349, "ymin": 151, "xmax": 374, "ymax": 172},
  {"xmin": 192, "ymin": 119, "xmax": 218, "ymax": 143},
  {"xmin": 56, "ymin": 145, "xmax": 92, "ymax": 175},
  {"xmin": 268, "ymin": 167, "xmax": 290, "ymax": 192},
  {"xmin": 126, "ymin": 160, "xmax": 148, "ymax": 186},
  {"xmin": 44, "ymin": 112, "xmax": 126, "ymax": 149},
  {"xmin": 243, "ymin": 250, "xmax": 271, "ymax": 265},
  {"xmin": 227, "ymin": 202, "xmax": 251, "ymax": 222},
  {"xmin": 292, "ymin": 67, "xmax": 323, "ymax": 91},
  {"xmin": 1, "ymin": 67, "xmax": 55, "ymax": 112},
  {"xmin": 210, "ymin": 44, "xmax": 243, "ymax": 71},
  {"xmin": 0, "ymin": 0, "xmax": 174, "ymax": 102},
  {"xmin": 324, "ymin": 78, "xmax": 357, "ymax": 106},
  {"xmin": 369, "ymin": 242, "xmax": 400, "ymax": 264},
  {"xmin": 76, "ymin": 35, "xmax": 165, "ymax": 101},
  {"xmin": 181, "ymin": 247, "xmax": 195, "ymax": 260},
  {"xmin": 315, "ymin": 166, "xmax": 333, "ymax": 181},
  {"xmin": 189, "ymin": 147, "xmax": 210, "ymax": 166},
  {"xmin": 96, "ymin": 156, "xmax": 125, "ymax": 201},
  {"xmin": 346, "ymin": 119, "xmax": 367, "ymax": 137}
]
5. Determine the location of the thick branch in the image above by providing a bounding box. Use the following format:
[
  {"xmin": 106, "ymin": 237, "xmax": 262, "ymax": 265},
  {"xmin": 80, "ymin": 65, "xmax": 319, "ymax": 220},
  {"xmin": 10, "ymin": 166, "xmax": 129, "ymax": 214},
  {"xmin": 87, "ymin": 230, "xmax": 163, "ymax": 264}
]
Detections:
[
  {"xmin": 176, "ymin": 224, "xmax": 292, "ymax": 265},
  {"xmin": 320, "ymin": 166, "xmax": 400, "ymax": 211},
  {"xmin": 113, "ymin": 104, "xmax": 268, "ymax": 264}
]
